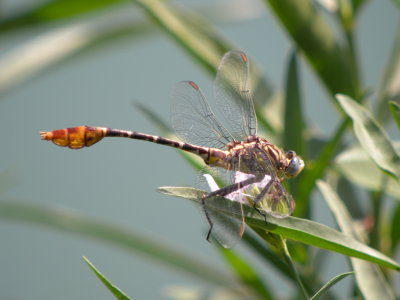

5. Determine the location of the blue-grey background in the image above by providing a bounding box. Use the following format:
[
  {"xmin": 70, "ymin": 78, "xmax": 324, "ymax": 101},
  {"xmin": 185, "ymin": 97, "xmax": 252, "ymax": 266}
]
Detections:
[{"xmin": 0, "ymin": 1, "xmax": 398, "ymax": 299}]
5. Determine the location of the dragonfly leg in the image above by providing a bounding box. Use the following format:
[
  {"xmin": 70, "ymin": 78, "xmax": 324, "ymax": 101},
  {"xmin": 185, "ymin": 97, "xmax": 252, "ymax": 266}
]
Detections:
[
  {"xmin": 201, "ymin": 196, "xmax": 213, "ymax": 243},
  {"xmin": 205, "ymin": 176, "xmax": 258, "ymax": 198},
  {"xmin": 252, "ymin": 178, "xmax": 277, "ymax": 222},
  {"xmin": 201, "ymin": 176, "xmax": 259, "ymax": 242}
]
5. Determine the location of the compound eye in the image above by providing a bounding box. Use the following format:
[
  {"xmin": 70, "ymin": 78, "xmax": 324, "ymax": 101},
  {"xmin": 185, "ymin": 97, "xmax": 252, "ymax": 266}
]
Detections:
[{"xmin": 286, "ymin": 156, "xmax": 304, "ymax": 178}]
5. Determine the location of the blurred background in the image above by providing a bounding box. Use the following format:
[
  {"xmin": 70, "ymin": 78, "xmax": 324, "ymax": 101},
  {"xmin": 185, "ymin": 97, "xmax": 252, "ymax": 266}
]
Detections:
[{"xmin": 0, "ymin": 0, "xmax": 398, "ymax": 299}]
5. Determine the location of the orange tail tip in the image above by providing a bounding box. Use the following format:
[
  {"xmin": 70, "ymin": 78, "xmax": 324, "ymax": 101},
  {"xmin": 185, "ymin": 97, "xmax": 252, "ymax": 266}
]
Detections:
[{"xmin": 40, "ymin": 126, "xmax": 106, "ymax": 149}]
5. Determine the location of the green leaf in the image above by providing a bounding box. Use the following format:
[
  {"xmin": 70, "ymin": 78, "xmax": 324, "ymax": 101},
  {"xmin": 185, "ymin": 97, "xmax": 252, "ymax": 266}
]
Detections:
[
  {"xmin": 309, "ymin": 271, "xmax": 354, "ymax": 300},
  {"xmin": 0, "ymin": 0, "xmax": 122, "ymax": 31},
  {"xmin": 158, "ymin": 186, "xmax": 400, "ymax": 271},
  {"xmin": 297, "ymin": 119, "xmax": 348, "ymax": 215},
  {"xmin": 337, "ymin": 94, "xmax": 400, "ymax": 179},
  {"xmin": 242, "ymin": 232, "xmax": 294, "ymax": 281},
  {"xmin": 0, "ymin": 13, "xmax": 152, "ymax": 94},
  {"xmin": 377, "ymin": 25, "xmax": 400, "ymax": 121},
  {"xmin": 218, "ymin": 248, "xmax": 274, "ymax": 300},
  {"xmin": 390, "ymin": 203, "xmax": 400, "ymax": 253},
  {"xmin": 278, "ymin": 237, "xmax": 309, "ymax": 299},
  {"xmin": 283, "ymin": 50, "xmax": 306, "ymax": 210},
  {"xmin": 336, "ymin": 176, "xmax": 364, "ymax": 219},
  {"xmin": 0, "ymin": 201, "xmax": 235, "ymax": 286},
  {"xmin": 83, "ymin": 256, "xmax": 131, "ymax": 300},
  {"xmin": 283, "ymin": 50, "xmax": 305, "ymax": 158},
  {"xmin": 351, "ymin": 0, "xmax": 368, "ymax": 15},
  {"xmin": 130, "ymin": 0, "xmax": 219, "ymax": 72},
  {"xmin": 335, "ymin": 145, "xmax": 400, "ymax": 199},
  {"xmin": 389, "ymin": 101, "xmax": 400, "ymax": 130},
  {"xmin": 244, "ymin": 230, "xmax": 329, "ymax": 297},
  {"xmin": 337, "ymin": 0, "xmax": 354, "ymax": 32},
  {"xmin": 265, "ymin": 0, "xmax": 359, "ymax": 97},
  {"xmin": 317, "ymin": 180, "xmax": 397, "ymax": 300},
  {"xmin": 132, "ymin": 0, "xmax": 275, "ymax": 132}
]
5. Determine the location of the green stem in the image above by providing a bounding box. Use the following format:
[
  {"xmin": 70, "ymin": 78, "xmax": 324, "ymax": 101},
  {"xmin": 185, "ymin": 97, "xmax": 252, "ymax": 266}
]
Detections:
[
  {"xmin": 296, "ymin": 117, "xmax": 349, "ymax": 217},
  {"xmin": 250, "ymin": 229, "xmax": 336, "ymax": 299},
  {"xmin": 370, "ymin": 177, "xmax": 387, "ymax": 249},
  {"xmin": 279, "ymin": 237, "xmax": 309, "ymax": 299},
  {"xmin": 343, "ymin": 28, "xmax": 362, "ymax": 101}
]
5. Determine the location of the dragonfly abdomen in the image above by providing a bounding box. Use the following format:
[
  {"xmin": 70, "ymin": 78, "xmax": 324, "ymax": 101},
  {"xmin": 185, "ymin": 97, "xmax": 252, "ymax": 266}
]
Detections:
[
  {"xmin": 105, "ymin": 128, "xmax": 212, "ymax": 156},
  {"xmin": 40, "ymin": 126, "xmax": 226, "ymax": 164},
  {"xmin": 40, "ymin": 126, "xmax": 106, "ymax": 149}
]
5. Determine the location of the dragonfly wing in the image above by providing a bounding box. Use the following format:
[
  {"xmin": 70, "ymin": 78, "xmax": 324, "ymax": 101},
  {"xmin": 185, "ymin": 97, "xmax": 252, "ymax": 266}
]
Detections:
[
  {"xmin": 244, "ymin": 147, "xmax": 295, "ymax": 218},
  {"xmin": 197, "ymin": 168, "xmax": 245, "ymax": 248},
  {"xmin": 214, "ymin": 50, "xmax": 257, "ymax": 140},
  {"xmin": 202, "ymin": 195, "xmax": 245, "ymax": 248},
  {"xmin": 171, "ymin": 80, "xmax": 234, "ymax": 149},
  {"xmin": 256, "ymin": 178, "xmax": 295, "ymax": 218}
]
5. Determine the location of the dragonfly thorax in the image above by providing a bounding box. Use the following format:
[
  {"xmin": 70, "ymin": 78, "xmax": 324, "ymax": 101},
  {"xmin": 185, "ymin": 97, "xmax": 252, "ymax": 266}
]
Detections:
[
  {"xmin": 205, "ymin": 136, "xmax": 304, "ymax": 181},
  {"xmin": 206, "ymin": 137, "xmax": 282, "ymax": 176}
]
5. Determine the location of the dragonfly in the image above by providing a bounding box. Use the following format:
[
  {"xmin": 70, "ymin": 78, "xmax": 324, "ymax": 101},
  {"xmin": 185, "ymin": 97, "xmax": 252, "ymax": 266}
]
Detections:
[{"xmin": 40, "ymin": 50, "xmax": 304, "ymax": 248}]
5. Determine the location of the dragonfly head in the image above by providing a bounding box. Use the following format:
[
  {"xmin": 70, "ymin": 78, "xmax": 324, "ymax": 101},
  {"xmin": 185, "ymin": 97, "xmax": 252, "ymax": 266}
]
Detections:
[{"xmin": 284, "ymin": 150, "xmax": 304, "ymax": 178}]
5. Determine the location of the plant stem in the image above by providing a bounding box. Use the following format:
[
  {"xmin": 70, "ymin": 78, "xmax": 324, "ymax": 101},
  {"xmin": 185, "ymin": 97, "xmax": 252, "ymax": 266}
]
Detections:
[
  {"xmin": 370, "ymin": 177, "xmax": 387, "ymax": 249},
  {"xmin": 279, "ymin": 236, "xmax": 309, "ymax": 299},
  {"xmin": 297, "ymin": 117, "xmax": 349, "ymax": 216}
]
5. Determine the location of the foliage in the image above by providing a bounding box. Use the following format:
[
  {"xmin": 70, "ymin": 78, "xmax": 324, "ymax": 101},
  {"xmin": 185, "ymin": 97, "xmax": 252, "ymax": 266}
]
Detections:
[{"xmin": 1, "ymin": 0, "xmax": 399, "ymax": 299}]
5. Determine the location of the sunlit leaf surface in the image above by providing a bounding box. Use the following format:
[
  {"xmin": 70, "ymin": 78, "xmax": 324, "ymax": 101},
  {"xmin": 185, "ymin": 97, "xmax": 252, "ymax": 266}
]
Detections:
[
  {"xmin": 158, "ymin": 186, "xmax": 400, "ymax": 271},
  {"xmin": 335, "ymin": 145, "xmax": 400, "ymax": 199},
  {"xmin": 318, "ymin": 181, "xmax": 397, "ymax": 300},
  {"xmin": 83, "ymin": 256, "xmax": 131, "ymax": 300},
  {"xmin": 337, "ymin": 94, "xmax": 400, "ymax": 179},
  {"xmin": 309, "ymin": 271, "xmax": 354, "ymax": 300}
]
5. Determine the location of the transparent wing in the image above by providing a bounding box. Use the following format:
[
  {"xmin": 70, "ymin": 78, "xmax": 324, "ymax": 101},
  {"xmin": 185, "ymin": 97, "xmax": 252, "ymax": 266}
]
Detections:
[
  {"xmin": 241, "ymin": 147, "xmax": 295, "ymax": 218},
  {"xmin": 171, "ymin": 81, "xmax": 234, "ymax": 149},
  {"xmin": 197, "ymin": 167, "xmax": 245, "ymax": 248},
  {"xmin": 255, "ymin": 178, "xmax": 295, "ymax": 218},
  {"xmin": 214, "ymin": 50, "xmax": 257, "ymax": 140}
]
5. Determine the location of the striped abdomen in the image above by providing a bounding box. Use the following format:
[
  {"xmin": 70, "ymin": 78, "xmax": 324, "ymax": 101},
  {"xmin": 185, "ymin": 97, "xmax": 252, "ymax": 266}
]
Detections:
[{"xmin": 40, "ymin": 126, "xmax": 227, "ymax": 164}]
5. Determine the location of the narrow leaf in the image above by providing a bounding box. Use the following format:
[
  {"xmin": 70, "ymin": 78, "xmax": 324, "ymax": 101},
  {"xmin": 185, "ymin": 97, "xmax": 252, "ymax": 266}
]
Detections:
[
  {"xmin": 132, "ymin": 0, "xmax": 275, "ymax": 131},
  {"xmin": 244, "ymin": 229, "xmax": 322, "ymax": 296},
  {"xmin": 390, "ymin": 203, "xmax": 400, "ymax": 253},
  {"xmin": 83, "ymin": 256, "xmax": 131, "ymax": 300},
  {"xmin": 309, "ymin": 271, "xmax": 354, "ymax": 300},
  {"xmin": 158, "ymin": 186, "xmax": 400, "ymax": 271},
  {"xmin": 337, "ymin": 0, "xmax": 354, "ymax": 32},
  {"xmin": 279, "ymin": 237, "xmax": 309, "ymax": 299},
  {"xmin": 242, "ymin": 231, "xmax": 294, "ymax": 281},
  {"xmin": 283, "ymin": 50, "xmax": 305, "ymax": 158},
  {"xmin": 283, "ymin": 50, "xmax": 306, "ymax": 210},
  {"xmin": 351, "ymin": 0, "xmax": 368, "ymax": 15},
  {"xmin": 337, "ymin": 94, "xmax": 400, "ymax": 179},
  {"xmin": 0, "ymin": 12, "xmax": 151, "ymax": 94},
  {"xmin": 265, "ymin": 0, "xmax": 358, "ymax": 97},
  {"xmin": 0, "ymin": 201, "xmax": 235, "ymax": 286},
  {"xmin": 218, "ymin": 248, "xmax": 274, "ymax": 300},
  {"xmin": 317, "ymin": 180, "xmax": 397, "ymax": 300},
  {"xmin": 335, "ymin": 145, "xmax": 400, "ymax": 199},
  {"xmin": 297, "ymin": 118, "xmax": 348, "ymax": 215},
  {"xmin": 389, "ymin": 101, "xmax": 400, "ymax": 130},
  {"xmin": 377, "ymin": 25, "xmax": 400, "ymax": 121},
  {"xmin": 0, "ymin": 0, "xmax": 121, "ymax": 31}
]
